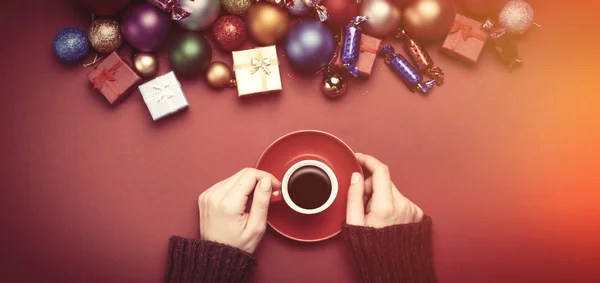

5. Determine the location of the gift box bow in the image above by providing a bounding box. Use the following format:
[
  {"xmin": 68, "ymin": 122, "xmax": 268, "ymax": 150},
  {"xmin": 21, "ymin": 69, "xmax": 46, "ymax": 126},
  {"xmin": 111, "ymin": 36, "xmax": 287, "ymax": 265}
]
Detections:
[
  {"xmin": 234, "ymin": 48, "xmax": 280, "ymax": 92},
  {"xmin": 92, "ymin": 60, "xmax": 123, "ymax": 94},
  {"xmin": 449, "ymin": 19, "xmax": 487, "ymax": 42},
  {"xmin": 143, "ymin": 76, "xmax": 178, "ymax": 112},
  {"xmin": 147, "ymin": 0, "xmax": 191, "ymax": 20}
]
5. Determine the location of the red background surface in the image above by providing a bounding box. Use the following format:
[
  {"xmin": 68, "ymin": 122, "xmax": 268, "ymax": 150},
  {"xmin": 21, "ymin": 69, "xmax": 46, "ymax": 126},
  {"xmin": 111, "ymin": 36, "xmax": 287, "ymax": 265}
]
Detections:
[{"xmin": 1, "ymin": 0, "xmax": 599, "ymax": 282}]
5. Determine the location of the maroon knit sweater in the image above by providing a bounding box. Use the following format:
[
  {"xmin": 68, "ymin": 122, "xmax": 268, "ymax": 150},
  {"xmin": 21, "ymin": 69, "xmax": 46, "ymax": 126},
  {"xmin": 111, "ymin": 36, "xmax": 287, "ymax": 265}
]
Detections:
[{"xmin": 165, "ymin": 216, "xmax": 436, "ymax": 283}]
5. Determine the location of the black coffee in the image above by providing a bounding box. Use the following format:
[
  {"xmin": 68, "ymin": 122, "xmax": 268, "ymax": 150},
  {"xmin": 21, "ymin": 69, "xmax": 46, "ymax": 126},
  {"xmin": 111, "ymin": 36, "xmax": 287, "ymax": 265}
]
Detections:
[{"xmin": 287, "ymin": 166, "xmax": 332, "ymax": 210}]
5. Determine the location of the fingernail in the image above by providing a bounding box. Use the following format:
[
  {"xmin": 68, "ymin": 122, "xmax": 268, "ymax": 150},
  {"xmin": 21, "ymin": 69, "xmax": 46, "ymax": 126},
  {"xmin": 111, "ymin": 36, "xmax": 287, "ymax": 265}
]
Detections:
[
  {"xmin": 260, "ymin": 178, "xmax": 272, "ymax": 191},
  {"xmin": 351, "ymin": 172, "xmax": 361, "ymax": 184}
]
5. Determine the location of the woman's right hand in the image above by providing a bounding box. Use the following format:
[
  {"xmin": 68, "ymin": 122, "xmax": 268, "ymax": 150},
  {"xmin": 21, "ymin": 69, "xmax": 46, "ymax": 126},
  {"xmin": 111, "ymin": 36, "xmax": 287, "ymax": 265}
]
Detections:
[{"xmin": 346, "ymin": 153, "xmax": 424, "ymax": 228}]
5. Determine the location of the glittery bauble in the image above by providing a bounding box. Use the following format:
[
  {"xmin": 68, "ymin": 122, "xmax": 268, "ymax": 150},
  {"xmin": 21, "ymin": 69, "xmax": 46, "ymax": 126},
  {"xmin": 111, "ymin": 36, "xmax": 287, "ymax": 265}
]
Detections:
[
  {"xmin": 222, "ymin": 0, "xmax": 252, "ymax": 15},
  {"xmin": 206, "ymin": 61, "xmax": 234, "ymax": 89},
  {"xmin": 359, "ymin": 0, "xmax": 402, "ymax": 38},
  {"xmin": 133, "ymin": 53, "xmax": 159, "ymax": 78},
  {"xmin": 88, "ymin": 19, "xmax": 122, "ymax": 53},
  {"xmin": 177, "ymin": 0, "xmax": 221, "ymax": 31},
  {"xmin": 53, "ymin": 27, "xmax": 90, "ymax": 63},
  {"xmin": 322, "ymin": 70, "xmax": 347, "ymax": 98},
  {"xmin": 75, "ymin": 0, "xmax": 131, "ymax": 16},
  {"xmin": 321, "ymin": 0, "xmax": 360, "ymax": 29},
  {"xmin": 284, "ymin": 20, "xmax": 335, "ymax": 74},
  {"xmin": 401, "ymin": 0, "xmax": 456, "ymax": 41},
  {"xmin": 247, "ymin": 2, "xmax": 290, "ymax": 46},
  {"xmin": 212, "ymin": 15, "xmax": 247, "ymax": 51},
  {"xmin": 498, "ymin": 0, "xmax": 534, "ymax": 35},
  {"xmin": 168, "ymin": 33, "xmax": 212, "ymax": 78},
  {"xmin": 460, "ymin": 0, "xmax": 505, "ymax": 17},
  {"xmin": 288, "ymin": 0, "xmax": 310, "ymax": 16},
  {"xmin": 121, "ymin": 3, "xmax": 171, "ymax": 52}
]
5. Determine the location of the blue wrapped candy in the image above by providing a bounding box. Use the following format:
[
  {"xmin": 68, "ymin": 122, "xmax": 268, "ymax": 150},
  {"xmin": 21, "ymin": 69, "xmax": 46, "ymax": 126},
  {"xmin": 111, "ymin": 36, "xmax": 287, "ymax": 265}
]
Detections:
[
  {"xmin": 341, "ymin": 16, "xmax": 367, "ymax": 77},
  {"xmin": 379, "ymin": 44, "xmax": 435, "ymax": 94}
]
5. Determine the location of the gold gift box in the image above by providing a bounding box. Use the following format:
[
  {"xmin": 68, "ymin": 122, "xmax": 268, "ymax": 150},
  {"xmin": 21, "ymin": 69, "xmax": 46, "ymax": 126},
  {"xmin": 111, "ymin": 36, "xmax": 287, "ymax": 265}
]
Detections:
[{"xmin": 232, "ymin": 46, "xmax": 283, "ymax": 97}]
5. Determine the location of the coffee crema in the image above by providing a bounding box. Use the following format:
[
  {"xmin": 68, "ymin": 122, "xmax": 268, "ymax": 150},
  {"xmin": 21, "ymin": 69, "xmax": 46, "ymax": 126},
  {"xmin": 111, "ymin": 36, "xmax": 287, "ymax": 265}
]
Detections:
[{"xmin": 287, "ymin": 165, "xmax": 332, "ymax": 210}]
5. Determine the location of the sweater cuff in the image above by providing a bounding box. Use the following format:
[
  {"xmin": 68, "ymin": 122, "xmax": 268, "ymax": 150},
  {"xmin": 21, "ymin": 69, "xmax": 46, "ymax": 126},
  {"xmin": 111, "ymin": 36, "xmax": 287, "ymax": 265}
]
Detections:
[
  {"xmin": 343, "ymin": 216, "xmax": 436, "ymax": 283},
  {"xmin": 165, "ymin": 236, "xmax": 256, "ymax": 283}
]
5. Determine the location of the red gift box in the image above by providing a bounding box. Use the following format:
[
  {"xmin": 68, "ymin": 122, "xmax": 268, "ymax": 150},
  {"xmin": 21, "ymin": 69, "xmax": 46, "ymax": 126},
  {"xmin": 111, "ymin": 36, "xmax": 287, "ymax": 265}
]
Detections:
[
  {"xmin": 88, "ymin": 52, "xmax": 141, "ymax": 104},
  {"xmin": 334, "ymin": 32, "xmax": 382, "ymax": 78},
  {"xmin": 441, "ymin": 14, "xmax": 489, "ymax": 64}
]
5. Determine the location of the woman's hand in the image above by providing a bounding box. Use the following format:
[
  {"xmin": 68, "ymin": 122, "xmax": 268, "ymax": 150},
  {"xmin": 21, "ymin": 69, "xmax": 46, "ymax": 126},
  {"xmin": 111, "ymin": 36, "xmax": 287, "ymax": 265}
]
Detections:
[
  {"xmin": 346, "ymin": 153, "xmax": 424, "ymax": 228},
  {"xmin": 198, "ymin": 168, "xmax": 281, "ymax": 253}
]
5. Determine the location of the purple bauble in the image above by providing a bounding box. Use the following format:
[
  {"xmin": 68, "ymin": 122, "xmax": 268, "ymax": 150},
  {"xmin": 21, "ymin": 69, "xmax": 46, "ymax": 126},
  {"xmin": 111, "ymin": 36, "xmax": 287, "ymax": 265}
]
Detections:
[
  {"xmin": 121, "ymin": 3, "xmax": 170, "ymax": 52},
  {"xmin": 284, "ymin": 20, "xmax": 335, "ymax": 74}
]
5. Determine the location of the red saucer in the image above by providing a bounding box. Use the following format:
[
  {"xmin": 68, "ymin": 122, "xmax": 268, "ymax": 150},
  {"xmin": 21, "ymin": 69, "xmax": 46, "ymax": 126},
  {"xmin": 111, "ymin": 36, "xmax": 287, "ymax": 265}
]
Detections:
[{"xmin": 256, "ymin": 130, "xmax": 363, "ymax": 242}]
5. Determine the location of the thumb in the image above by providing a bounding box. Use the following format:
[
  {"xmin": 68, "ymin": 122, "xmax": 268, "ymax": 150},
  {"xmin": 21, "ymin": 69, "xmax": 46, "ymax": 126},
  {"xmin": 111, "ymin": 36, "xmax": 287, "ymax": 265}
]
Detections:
[
  {"xmin": 247, "ymin": 177, "xmax": 272, "ymax": 233},
  {"xmin": 346, "ymin": 172, "xmax": 365, "ymax": 226}
]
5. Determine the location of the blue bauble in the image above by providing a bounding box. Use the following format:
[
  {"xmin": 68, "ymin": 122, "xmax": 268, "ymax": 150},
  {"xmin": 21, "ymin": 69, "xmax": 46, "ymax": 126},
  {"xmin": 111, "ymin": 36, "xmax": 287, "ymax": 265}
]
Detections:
[
  {"xmin": 284, "ymin": 20, "xmax": 335, "ymax": 74},
  {"xmin": 53, "ymin": 27, "xmax": 90, "ymax": 63}
]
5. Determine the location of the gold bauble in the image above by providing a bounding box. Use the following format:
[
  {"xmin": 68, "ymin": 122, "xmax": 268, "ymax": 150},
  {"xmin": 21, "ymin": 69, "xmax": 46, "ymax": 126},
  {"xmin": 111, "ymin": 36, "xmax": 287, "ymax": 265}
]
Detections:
[
  {"xmin": 206, "ymin": 61, "xmax": 234, "ymax": 89},
  {"xmin": 221, "ymin": 0, "xmax": 252, "ymax": 15},
  {"xmin": 321, "ymin": 70, "xmax": 347, "ymax": 98},
  {"xmin": 247, "ymin": 2, "xmax": 290, "ymax": 46},
  {"xmin": 401, "ymin": 0, "xmax": 455, "ymax": 41},
  {"xmin": 359, "ymin": 0, "xmax": 402, "ymax": 38},
  {"xmin": 133, "ymin": 53, "xmax": 159, "ymax": 78},
  {"xmin": 88, "ymin": 18, "xmax": 122, "ymax": 53}
]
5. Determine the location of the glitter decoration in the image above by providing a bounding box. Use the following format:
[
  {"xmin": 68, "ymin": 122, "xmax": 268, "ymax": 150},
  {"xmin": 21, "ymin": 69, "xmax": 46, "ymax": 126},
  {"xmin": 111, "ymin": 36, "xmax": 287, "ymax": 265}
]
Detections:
[
  {"xmin": 53, "ymin": 27, "xmax": 90, "ymax": 63},
  {"xmin": 222, "ymin": 0, "xmax": 252, "ymax": 15},
  {"xmin": 498, "ymin": 0, "xmax": 534, "ymax": 35},
  {"xmin": 212, "ymin": 15, "xmax": 247, "ymax": 51},
  {"xmin": 88, "ymin": 19, "xmax": 122, "ymax": 54},
  {"xmin": 396, "ymin": 29, "xmax": 444, "ymax": 85},
  {"xmin": 379, "ymin": 44, "xmax": 435, "ymax": 94}
]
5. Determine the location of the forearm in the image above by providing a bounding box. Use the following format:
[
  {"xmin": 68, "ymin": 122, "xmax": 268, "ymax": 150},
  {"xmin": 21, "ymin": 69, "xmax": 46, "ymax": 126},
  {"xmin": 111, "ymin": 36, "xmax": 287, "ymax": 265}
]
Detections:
[
  {"xmin": 165, "ymin": 236, "xmax": 256, "ymax": 283},
  {"xmin": 343, "ymin": 216, "xmax": 437, "ymax": 283}
]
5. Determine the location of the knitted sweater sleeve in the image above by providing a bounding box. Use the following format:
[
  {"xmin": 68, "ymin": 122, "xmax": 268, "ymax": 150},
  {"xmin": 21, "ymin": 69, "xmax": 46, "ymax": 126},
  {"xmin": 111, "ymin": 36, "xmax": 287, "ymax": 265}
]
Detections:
[
  {"xmin": 342, "ymin": 216, "xmax": 437, "ymax": 283},
  {"xmin": 165, "ymin": 236, "xmax": 256, "ymax": 283}
]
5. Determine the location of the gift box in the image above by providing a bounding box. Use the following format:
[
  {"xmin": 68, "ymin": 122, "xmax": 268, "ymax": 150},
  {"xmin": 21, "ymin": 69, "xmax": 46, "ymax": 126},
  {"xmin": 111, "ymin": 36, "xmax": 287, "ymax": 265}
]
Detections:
[
  {"xmin": 88, "ymin": 51, "xmax": 141, "ymax": 104},
  {"xmin": 333, "ymin": 32, "xmax": 382, "ymax": 78},
  {"xmin": 232, "ymin": 46, "xmax": 282, "ymax": 97},
  {"xmin": 441, "ymin": 14, "xmax": 489, "ymax": 63},
  {"xmin": 138, "ymin": 71, "xmax": 189, "ymax": 121}
]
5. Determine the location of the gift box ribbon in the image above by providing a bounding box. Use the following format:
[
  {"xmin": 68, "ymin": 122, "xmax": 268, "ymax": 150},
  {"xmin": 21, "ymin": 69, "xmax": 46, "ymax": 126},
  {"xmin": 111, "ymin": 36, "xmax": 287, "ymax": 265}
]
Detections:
[
  {"xmin": 360, "ymin": 41, "xmax": 379, "ymax": 55},
  {"xmin": 234, "ymin": 49, "xmax": 280, "ymax": 91},
  {"xmin": 92, "ymin": 60, "xmax": 123, "ymax": 95},
  {"xmin": 448, "ymin": 18, "xmax": 487, "ymax": 51},
  {"xmin": 147, "ymin": 0, "xmax": 191, "ymax": 20},
  {"xmin": 144, "ymin": 76, "xmax": 178, "ymax": 113}
]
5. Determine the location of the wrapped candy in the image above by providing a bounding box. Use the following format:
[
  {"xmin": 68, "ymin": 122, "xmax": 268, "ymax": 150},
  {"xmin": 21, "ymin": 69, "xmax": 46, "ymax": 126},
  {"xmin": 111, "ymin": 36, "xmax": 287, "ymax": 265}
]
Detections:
[
  {"xmin": 340, "ymin": 16, "xmax": 367, "ymax": 77},
  {"xmin": 379, "ymin": 44, "xmax": 435, "ymax": 94},
  {"xmin": 147, "ymin": 0, "xmax": 191, "ymax": 20},
  {"xmin": 396, "ymin": 29, "xmax": 443, "ymax": 85},
  {"xmin": 482, "ymin": 19, "xmax": 522, "ymax": 69}
]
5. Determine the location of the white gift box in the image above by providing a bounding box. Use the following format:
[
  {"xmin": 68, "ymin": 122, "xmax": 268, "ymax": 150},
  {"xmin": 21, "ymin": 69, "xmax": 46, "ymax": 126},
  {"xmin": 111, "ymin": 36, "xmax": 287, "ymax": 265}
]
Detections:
[{"xmin": 138, "ymin": 71, "xmax": 189, "ymax": 121}]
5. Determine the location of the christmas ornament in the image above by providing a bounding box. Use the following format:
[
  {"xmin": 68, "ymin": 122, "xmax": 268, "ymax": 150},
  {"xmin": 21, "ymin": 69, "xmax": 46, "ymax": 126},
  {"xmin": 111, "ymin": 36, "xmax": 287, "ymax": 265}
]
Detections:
[
  {"xmin": 321, "ymin": 0, "xmax": 359, "ymax": 29},
  {"xmin": 247, "ymin": 2, "xmax": 290, "ymax": 46},
  {"xmin": 380, "ymin": 44, "xmax": 435, "ymax": 94},
  {"xmin": 498, "ymin": 0, "xmax": 535, "ymax": 35},
  {"xmin": 402, "ymin": 0, "xmax": 455, "ymax": 41},
  {"xmin": 359, "ymin": 0, "xmax": 402, "ymax": 38},
  {"xmin": 133, "ymin": 53, "xmax": 159, "ymax": 78},
  {"xmin": 396, "ymin": 29, "xmax": 443, "ymax": 84},
  {"xmin": 53, "ymin": 27, "xmax": 90, "ymax": 63},
  {"xmin": 121, "ymin": 3, "xmax": 171, "ymax": 52},
  {"xmin": 459, "ymin": 0, "xmax": 505, "ymax": 17},
  {"xmin": 283, "ymin": 0, "xmax": 328, "ymax": 21},
  {"xmin": 341, "ymin": 16, "xmax": 368, "ymax": 77},
  {"xmin": 222, "ymin": 0, "xmax": 252, "ymax": 15},
  {"xmin": 168, "ymin": 33, "xmax": 212, "ymax": 77},
  {"xmin": 206, "ymin": 61, "xmax": 235, "ymax": 89},
  {"xmin": 321, "ymin": 69, "xmax": 347, "ymax": 98},
  {"xmin": 284, "ymin": 20, "xmax": 335, "ymax": 74},
  {"xmin": 177, "ymin": 0, "xmax": 221, "ymax": 31},
  {"xmin": 75, "ymin": 0, "xmax": 131, "ymax": 16},
  {"xmin": 147, "ymin": 0, "xmax": 191, "ymax": 20},
  {"xmin": 88, "ymin": 19, "xmax": 122, "ymax": 54},
  {"xmin": 288, "ymin": 0, "xmax": 310, "ymax": 15},
  {"xmin": 482, "ymin": 19, "xmax": 522, "ymax": 68},
  {"xmin": 212, "ymin": 15, "xmax": 247, "ymax": 51}
]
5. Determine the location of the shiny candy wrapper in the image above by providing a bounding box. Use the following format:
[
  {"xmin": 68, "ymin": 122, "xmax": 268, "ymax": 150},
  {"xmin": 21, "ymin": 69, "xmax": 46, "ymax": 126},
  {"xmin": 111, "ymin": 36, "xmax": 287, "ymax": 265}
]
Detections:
[
  {"xmin": 341, "ymin": 16, "xmax": 367, "ymax": 77},
  {"xmin": 147, "ymin": 0, "xmax": 191, "ymax": 20},
  {"xmin": 482, "ymin": 19, "xmax": 522, "ymax": 69},
  {"xmin": 379, "ymin": 44, "xmax": 435, "ymax": 94},
  {"xmin": 396, "ymin": 29, "xmax": 444, "ymax": 85}
]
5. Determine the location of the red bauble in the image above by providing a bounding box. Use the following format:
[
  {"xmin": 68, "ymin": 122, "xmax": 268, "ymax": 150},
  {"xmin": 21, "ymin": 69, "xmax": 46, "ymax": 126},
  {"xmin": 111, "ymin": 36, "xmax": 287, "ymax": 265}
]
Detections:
[
  {"xmin": 212, "ymin": 15, "xmax": 248, "ymax": 51},
  {"xmin": 460, "ymin": 0, "xmax": 507, "ymax": 17},
  {"xmin": 321, "ymin": 0, "xmax": 360, "ymax": 30},
  {"xmin": 401, "ymin": 0, "xmax": 455, "ymax": 41},
  {"xmin": 74, "ymin": 0, "xmax": 131, "ymax": 16}
]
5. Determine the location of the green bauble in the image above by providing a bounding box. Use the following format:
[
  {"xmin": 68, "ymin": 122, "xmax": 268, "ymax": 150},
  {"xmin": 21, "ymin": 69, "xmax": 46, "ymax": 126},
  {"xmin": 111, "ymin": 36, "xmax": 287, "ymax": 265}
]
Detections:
[{"xmin": 168, "ymin": 32, "xmax": 212, "ymax": 77}]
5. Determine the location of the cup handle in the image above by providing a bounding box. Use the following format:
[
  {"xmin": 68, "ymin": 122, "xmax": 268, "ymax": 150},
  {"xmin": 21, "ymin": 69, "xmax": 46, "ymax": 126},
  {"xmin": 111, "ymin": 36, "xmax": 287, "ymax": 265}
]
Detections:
[{"xmin": 270, "ymin": 189, "xmax": 283, "ymax": 203}]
